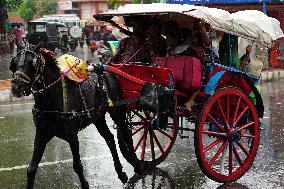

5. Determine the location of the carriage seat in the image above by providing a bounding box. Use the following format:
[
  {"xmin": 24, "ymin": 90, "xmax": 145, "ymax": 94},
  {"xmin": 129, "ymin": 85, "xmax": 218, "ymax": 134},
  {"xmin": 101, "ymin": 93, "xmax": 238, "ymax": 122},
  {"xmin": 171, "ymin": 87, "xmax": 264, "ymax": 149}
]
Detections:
[{"xmin": 154, "ymin": 56, "xmax": 202, "ymax": 93}]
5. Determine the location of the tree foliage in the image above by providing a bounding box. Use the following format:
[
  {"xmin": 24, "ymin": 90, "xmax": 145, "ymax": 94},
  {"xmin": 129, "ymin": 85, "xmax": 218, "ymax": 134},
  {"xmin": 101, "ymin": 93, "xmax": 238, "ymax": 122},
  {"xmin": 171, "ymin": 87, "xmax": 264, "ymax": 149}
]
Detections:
[
  {"xmin": 18, "ymin": 0, "xmax": 36, "ymax": 22},
  {"xmin": 38, "ymin": 0, "xmax": 57, "ymax": 16},
  {"xmin": 132, "ymin": 0, "xmax": 163, "ymax": 3},
  {"xmin": 0, "ymin": 0, "xmax": 8, "ymax": 33},
  {"xmin": 108, "ymin": 0, "xmax": 125, "ymax": 9},
  {"xmin": 7, "ymin": 0, "xmax": 23, "ymax": 11}
]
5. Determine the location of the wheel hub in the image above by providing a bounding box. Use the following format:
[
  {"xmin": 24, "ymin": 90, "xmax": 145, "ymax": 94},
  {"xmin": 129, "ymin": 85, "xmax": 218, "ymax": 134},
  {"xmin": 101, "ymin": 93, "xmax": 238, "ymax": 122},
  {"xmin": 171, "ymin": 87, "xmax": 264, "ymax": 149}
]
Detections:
[{"xmin": 228, "ymin": 128, "xmax": 241, "ymax": 142}]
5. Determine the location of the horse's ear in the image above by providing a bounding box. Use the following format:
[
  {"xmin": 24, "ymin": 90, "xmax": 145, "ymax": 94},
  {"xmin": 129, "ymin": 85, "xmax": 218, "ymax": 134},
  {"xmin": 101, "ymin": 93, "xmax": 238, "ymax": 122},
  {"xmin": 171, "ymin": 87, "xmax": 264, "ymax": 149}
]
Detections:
[{"xmin": 39, "ymin": 48, "xmax": 56, "ymax": 57}]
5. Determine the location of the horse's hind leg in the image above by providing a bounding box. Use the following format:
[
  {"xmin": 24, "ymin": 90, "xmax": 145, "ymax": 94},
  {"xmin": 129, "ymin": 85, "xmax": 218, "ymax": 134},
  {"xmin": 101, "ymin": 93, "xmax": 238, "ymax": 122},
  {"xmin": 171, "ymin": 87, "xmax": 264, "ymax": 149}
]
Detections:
[
  {"xmin": 94, "ymin": 115, "xmax": 128, "ymax": 184},
  {"xmin": 26, "ymin": 131, "xmax": 52, "ymax": 189},
  {"xmin": 116, "ymin": 120, "xmax": 143, "ymax": 175},
  {"xmin": 68, "ymin": 134, "xmax": 89, "ymax": 189},
  {"xmin": 109, "ymin": 109, "xmax": 143, "ymax": 175}
]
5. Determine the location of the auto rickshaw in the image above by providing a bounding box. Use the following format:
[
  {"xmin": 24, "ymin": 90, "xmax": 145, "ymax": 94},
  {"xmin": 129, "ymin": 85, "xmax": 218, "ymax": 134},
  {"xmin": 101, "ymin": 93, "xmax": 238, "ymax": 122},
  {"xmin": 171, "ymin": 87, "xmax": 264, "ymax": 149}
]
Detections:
[{"xmin": 26, "ymin": 20, "xmax": 66, "ymax": 51}]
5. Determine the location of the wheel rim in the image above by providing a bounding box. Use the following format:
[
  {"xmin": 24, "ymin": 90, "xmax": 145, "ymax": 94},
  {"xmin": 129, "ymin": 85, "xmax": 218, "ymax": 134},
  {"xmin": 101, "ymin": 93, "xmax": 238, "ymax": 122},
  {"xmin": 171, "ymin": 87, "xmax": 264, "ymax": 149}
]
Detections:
[
  {"xmin": 127, "ymin": 168, "xmax": 175, "ymax": 188},
  {"xmin": 127, "ymin": 110, "xmax": 178, "ymax": 166},
  {"xmin": 196, "ymin": 87, "xmax": 260, "ymax": 182}
]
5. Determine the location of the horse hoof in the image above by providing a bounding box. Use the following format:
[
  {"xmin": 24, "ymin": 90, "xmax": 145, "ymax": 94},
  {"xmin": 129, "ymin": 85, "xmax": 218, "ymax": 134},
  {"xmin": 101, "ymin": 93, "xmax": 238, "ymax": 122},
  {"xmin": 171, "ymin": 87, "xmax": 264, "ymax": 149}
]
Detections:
[
  {"xmin": 119, "ymin": 172, "xmax": 128, "ymax": 184},
  {"xmin": 81, "ymin": 181, "xmax": 89, "ymax": 189},
  {"xmin": 134, "ymin": 162, "xmax": 144, "ymax": 175}
]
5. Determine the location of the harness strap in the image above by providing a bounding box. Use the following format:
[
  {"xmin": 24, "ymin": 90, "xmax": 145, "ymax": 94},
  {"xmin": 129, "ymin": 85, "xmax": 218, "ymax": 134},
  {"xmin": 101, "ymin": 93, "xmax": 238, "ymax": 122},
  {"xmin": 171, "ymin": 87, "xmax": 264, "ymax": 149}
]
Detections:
[
  {"xmin": 62, "ymin": 80, "xmax": 68, "ymax": 112},
  {"xmin": 111, "ymin": 97, "xmax": 139, "ymax": 107},
  {"xmin": 14, "ymin": 71, "xmax": 31, "ymax": 82}
]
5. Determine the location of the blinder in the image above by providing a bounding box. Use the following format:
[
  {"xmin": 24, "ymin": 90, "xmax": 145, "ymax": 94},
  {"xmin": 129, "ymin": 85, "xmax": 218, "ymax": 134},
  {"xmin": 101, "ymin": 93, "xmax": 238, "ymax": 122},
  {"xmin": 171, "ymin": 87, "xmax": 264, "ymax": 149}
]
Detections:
[
  {"xmin": 10, "ymin": 49, "xmax": 41, "ymax": 85},
  {"xmin": 16, "ymin": 49, "xmax": 40, "ymax": 69}
]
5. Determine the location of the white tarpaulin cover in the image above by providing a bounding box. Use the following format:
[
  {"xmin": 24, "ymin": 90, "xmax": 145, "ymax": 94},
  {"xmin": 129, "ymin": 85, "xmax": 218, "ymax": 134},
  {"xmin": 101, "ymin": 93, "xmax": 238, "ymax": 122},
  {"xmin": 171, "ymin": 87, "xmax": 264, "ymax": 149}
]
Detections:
[
  {"xmin": 231, "ymin": 10, "xmax": 284, "ymax": 41},
  {"xmin": 99, "ymin": 3, "xmax": 284, "ymax": 47}
]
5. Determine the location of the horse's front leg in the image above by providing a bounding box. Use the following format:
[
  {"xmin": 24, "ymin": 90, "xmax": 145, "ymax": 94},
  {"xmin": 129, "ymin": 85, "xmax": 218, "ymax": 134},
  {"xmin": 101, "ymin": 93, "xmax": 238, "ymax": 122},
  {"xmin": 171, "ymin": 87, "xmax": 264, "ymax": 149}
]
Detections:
[
  {"xmin": 95, "ymin": 116, "xmax": 128, "ymax": 184},
  {"xmin": 26, "ymin": 130, "xmax": 52, "ymax": 189},
  {"xmin": 68, "ymin": 134, "xmax": 89, "ymax": 189}
]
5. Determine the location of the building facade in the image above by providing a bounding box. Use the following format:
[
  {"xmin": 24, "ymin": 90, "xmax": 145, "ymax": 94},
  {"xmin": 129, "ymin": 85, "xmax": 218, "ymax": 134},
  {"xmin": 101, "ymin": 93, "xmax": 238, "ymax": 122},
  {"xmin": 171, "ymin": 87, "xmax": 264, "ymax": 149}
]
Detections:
[
  {"xmin": 57, "ymin": 0, "xmax": 108, "ymax": 20},
  {"xmin": 57, "ymin": 0, "xmax": 132, "ymax": 20}
]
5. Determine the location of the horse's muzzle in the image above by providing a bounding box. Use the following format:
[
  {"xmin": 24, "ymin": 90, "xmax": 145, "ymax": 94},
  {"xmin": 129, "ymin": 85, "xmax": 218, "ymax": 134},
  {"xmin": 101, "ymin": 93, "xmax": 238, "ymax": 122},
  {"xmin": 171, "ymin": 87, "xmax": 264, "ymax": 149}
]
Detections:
[{"xmin": 11, "ymin": 79, "xmax": 32, "ymax": 98}]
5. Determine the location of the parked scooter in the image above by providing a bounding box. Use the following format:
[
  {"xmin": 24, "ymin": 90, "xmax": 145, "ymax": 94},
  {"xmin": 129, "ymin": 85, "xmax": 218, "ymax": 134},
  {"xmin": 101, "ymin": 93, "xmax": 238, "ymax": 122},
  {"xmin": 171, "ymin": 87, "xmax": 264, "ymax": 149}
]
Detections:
[{"xmin": 96, "ymin": 44, "xmax": 113, "ymax": 64}]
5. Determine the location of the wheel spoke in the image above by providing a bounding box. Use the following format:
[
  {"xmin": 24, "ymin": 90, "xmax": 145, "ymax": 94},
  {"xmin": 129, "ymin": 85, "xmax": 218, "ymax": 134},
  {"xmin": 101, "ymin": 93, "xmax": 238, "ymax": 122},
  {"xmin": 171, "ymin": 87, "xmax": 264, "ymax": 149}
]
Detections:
[
  {"xmin": 202, "ymin": 131, "xmax": 227, "ymax": 137},
  {"xmin": 217, "ymin": 99, "xmax": 228, "ymax": 127},
  {"xmin": 132, "ymin": 125, "xmax": 146, "ymax": 136},
  {"xmin": 227, "ymin": 94, "xmax": 230, "ymax": 125},
  {"xmin": 229, "ymin": 142, "xmax": 233, "ymax": 175},
  {"xmin": 234, "ymin": 106, "xmax": 249, "ymax": 125},
  {"xmin": 237, "ymin": 121, "xmax": 255, "ymax": 131},
  {"xmin": 157, "ymin": 129, "xmax": 174, "ymax": 140},
  {"xmin": 236, "ymin": 141, "xmax": 250, "ymax": 157},
  {"xmin": 140, "ymin": 128, "xmax": 148, "ymax": 160},
  {"xmin": 203, "ymin": 138, "xmax": 223, "ymax": 153},
  {"xmin": 233, "ymin": 96, "xmax": 242, "ymax": 123},
  {"xmin": 134, "ymin": 130, "xmax": 146, "ymax": 151},
  {"xmin": 233, "ymin": 143, "xmax": 243, "ymax": 166},
  {"xmin": 208, "ymin": 113, "xmax": 225, "ymax": 132},
  {"xmin": 149, "ymin": 130, "xmax": 155, "ymax": 160},
  {"xmin": 241, "ymin": 134, "xmax": 255, "ymax": 138},
  {"xmin": 153, "ymin": 131, "xmax": 165, "ymax": 154},
  {"xmin": 130, "ymin": 121, "xmax": 145, "ymax": 126},
  {"xmin": 132, "ymin": 110, "xmax": 147, "ymax": 121},
  {"xmin": 144, "ymin": 111, "xmax": 152, "ymax": 120},
  {"xmin": 209, "ymin": 141, "xmax": 227, "ymax": 167}
]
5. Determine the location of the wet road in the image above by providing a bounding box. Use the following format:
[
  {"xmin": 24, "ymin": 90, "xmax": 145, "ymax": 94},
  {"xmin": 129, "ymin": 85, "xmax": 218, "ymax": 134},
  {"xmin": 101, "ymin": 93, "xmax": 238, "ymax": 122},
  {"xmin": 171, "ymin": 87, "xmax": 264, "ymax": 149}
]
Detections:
[
  {"xmin": 0, "ymin": 53, "xmax": 14, "ymax": 80},
  {"xmin": 0, "ymin": 80, "xmax": 283, "ymax": 189}
]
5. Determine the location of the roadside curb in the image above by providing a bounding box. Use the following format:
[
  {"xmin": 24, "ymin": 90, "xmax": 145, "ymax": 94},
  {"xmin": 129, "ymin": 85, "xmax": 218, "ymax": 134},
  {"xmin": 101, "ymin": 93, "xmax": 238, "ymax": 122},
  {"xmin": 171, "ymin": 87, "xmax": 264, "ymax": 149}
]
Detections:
[
  {"xmin": 0, "ymin": 80, "xmax": 33, "ymax": 103},
  {"xmin": 260, "ymin": 69, "xmax": 284, "ymax": 82}
]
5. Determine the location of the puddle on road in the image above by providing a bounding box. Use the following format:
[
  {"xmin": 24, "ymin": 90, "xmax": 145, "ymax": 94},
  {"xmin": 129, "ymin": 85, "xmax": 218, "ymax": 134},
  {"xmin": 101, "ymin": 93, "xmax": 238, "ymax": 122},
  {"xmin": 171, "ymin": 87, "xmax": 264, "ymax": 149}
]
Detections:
[{"xmin": 0, "ymin": 82, "xmax": 283, "ymax": 188}]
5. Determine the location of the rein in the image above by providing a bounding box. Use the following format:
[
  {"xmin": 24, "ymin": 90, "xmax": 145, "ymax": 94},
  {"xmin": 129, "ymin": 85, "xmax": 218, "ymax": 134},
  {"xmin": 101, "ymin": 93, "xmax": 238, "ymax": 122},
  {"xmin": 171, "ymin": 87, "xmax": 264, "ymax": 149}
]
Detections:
[
  {"xmin": 31, "ymin": 54, "xmax": 81, "ymax": 94},
  {"xmin": 32, "ymin": 104, "xmax": 107, "ymax": 121}
]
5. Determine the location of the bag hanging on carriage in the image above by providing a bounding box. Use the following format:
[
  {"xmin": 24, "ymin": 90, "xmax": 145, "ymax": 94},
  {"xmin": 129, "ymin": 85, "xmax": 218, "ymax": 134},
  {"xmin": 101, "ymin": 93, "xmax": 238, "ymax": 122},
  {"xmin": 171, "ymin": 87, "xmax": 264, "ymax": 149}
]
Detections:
[{"xmin": 138, "ymin": 82, "xmax": 175, "ymax": 115}]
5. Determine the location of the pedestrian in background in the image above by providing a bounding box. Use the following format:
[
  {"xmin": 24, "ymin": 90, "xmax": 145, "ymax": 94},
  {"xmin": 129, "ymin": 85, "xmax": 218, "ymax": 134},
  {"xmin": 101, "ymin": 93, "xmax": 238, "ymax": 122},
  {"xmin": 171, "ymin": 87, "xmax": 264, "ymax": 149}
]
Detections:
[{"xmin": 13, "ymin": 25, "xmax": 24, "ymax": 52}]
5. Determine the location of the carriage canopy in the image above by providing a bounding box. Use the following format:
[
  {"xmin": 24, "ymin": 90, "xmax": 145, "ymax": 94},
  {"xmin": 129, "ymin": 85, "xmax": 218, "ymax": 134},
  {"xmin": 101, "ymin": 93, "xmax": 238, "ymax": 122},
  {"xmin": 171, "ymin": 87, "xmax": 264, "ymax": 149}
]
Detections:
[{"xmin": 96, "ymin": 3, "xmax": 284, "ymax": 47}]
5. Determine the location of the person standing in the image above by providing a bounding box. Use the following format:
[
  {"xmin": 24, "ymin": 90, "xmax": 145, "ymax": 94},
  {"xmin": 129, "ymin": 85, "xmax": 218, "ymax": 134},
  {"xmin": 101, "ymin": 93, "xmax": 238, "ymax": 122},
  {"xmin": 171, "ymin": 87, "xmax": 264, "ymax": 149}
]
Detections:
[{"xmin": 13, "ymin": 25, "xmax": 24, "ymax": 52}]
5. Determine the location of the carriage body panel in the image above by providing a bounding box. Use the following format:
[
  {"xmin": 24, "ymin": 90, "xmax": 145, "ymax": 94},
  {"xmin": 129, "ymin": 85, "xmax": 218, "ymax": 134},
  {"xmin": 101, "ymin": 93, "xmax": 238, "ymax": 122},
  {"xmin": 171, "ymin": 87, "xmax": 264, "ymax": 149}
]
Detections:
[{"xmin": 109, "ymin": 64, "xmax": 174, "ymax": 109}]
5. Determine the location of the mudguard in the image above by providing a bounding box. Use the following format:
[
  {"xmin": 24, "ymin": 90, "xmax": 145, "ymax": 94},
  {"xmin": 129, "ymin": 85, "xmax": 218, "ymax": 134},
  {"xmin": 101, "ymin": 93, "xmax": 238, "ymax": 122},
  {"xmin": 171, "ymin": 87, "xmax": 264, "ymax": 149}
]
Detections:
[{"xmin": 204, "ymin": 64, "xmax": 264, "ymax": 118}]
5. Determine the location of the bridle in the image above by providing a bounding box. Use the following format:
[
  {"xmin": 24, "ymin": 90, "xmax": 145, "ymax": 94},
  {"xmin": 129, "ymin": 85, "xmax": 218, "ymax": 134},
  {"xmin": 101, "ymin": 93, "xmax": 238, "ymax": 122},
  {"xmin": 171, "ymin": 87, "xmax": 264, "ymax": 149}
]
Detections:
[
  {"xmin": 13, "ymin": 48, "xmax": 83, "ymax": 94},
  {"xmin": 13, "ymin": 49, "xmax": 40, "ymax": 84}
]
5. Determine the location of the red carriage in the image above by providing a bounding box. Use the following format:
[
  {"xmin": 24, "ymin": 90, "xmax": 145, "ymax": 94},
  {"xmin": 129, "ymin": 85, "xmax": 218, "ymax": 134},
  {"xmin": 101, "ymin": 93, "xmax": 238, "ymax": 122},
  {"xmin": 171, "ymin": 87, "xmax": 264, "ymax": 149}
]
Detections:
[{"xmin": 89, "ymin": 4, "xmax": 283, "ymax": 183}]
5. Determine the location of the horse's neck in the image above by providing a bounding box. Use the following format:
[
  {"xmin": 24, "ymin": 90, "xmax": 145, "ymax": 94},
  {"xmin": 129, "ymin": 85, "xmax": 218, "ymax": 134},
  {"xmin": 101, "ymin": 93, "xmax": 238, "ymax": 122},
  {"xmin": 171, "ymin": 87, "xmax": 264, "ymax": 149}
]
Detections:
[{"xmin": 33, "ymin": 58, "xmax": 64, "ymax": 111}]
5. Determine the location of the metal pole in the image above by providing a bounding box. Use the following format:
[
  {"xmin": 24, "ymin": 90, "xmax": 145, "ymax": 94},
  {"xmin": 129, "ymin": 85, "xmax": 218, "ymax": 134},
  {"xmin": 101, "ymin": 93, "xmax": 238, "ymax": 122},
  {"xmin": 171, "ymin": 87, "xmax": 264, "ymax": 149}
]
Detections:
[
  {"xmin": 228, "ymin": 34, "xmax": 232, "ymax": 67},
  {"xmin": 262, "ymin": 2, "xmax": 267, "ymax": 14}
]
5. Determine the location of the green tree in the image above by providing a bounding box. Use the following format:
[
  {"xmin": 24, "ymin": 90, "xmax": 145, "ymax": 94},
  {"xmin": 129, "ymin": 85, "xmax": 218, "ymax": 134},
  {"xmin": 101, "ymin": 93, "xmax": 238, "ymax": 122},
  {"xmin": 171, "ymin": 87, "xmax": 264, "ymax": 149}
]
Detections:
[
  {"xmin": 132, "ymin": 0, "xmax": 162, "ymax": 3},
  {"xmin": 7, "ymin": 0, "xmax": 23, "ymax": 11},
  {"xmin": 108, "ymin": 0, "xmax": 125, "ymax": 9},
  {"xmin": 38, "ymin": 0, "xmax": 57, "ymax": 16},
  {"xmin": 18, "ymin": 0, "xmax": 36, "ymax": 22},
  {"xmin": 0, "ymin": 0, "xmax": 8, "ymax": 33}
]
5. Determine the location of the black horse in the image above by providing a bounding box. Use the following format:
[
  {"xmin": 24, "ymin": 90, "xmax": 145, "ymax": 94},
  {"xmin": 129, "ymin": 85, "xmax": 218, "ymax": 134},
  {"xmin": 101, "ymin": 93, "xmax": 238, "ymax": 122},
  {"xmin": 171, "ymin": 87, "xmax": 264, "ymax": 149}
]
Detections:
[{"xmin": 9, "ymin": 47, "xmax": 142, "ymax": 189}]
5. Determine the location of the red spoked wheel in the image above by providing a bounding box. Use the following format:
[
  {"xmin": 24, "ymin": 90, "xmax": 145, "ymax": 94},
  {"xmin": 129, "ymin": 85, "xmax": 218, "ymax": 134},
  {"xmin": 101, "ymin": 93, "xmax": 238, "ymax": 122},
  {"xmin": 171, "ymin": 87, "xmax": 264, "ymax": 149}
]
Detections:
[
  {"xmin": 127, "ymin": 110, "xmax": 178, "ymax": 167},
  {"xmin": 195, "ymin": 87, "xmax": 260, "ymax": 182}
]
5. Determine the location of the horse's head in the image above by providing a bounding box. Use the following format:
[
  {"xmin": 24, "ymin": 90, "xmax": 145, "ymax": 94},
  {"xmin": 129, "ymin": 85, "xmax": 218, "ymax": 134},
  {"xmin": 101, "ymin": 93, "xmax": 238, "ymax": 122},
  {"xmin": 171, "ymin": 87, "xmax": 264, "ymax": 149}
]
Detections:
[{"xmin": 9, "ymin": 45, "xmax": 48, "ymax": 97}]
